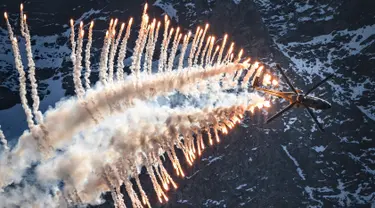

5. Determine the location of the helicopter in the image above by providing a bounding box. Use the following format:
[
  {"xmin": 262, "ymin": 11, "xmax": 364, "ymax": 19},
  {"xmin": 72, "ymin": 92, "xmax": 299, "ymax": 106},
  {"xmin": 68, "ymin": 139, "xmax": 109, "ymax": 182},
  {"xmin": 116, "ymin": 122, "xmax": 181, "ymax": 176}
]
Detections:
[{"xmin": 252, "ymin": 64, "xmax": 334, "ymax": 132}]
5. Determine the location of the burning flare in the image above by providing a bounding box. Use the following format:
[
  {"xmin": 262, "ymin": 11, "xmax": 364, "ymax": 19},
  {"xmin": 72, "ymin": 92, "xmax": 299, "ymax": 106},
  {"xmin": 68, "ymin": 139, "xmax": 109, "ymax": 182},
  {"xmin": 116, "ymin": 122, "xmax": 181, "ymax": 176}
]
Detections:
[{"xmin": 0, "ymin": 4, "xmax": 273, "ymax": 208}]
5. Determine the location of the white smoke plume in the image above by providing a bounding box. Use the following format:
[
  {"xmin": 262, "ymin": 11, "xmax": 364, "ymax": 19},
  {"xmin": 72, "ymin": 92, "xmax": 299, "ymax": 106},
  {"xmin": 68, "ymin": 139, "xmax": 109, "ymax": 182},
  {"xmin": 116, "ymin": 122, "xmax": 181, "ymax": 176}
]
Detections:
[
  {"xmin": 211, "ymin": 45, "xmax": 220, "ymax": 65},
  {"xmin": 167, "ymin": 27, "xmax": 182, "ymax": 72},
  {"xmin": 158, "ymin": 15, "xmax": 170, "ymax": 73},
  {"xmin": 21, "ymin": 12, "xmax": 44, "ymax": 124},
  {"xmin": 193, "ymin": 24, "xmax": 209, "ymax": 66},
  {"xmin": 217, "ymin": 34, "xmax": 228, "ymax": 64},
  {"xmin": 116, "ymin": 18, "xmax": 133, "ymax": 81},
  {"xmin": 69, "ymin": 19, "xmax": 77, "ymax": 81},
  {"xmin": 188, "ymin": 26, "xmax": 201, "ymax": 67},
  {"xmin": 0, "ymin": 126, "xmax": 8, "ymax": 151},
  {"xmin": 130, "ymin": 5, "xmax": 149, "ymax": 77},
  {"xmin": 84, "ymin": 21, "xmax": 94, "ymax": 89},
  {"xmin": 206, "ymin": 36, "xmax": 215, "ymax": 66},
  {"xmin": 0, "ymin": 4, "xmax": 272, "ymax": 208},
  {"xmin": 99, "ymin": 18, "xmax": 115, "ymax": 85},
  {"xmin": 73, "ymin": 22, "xmax": 85, "ymax": 98},
  {"xmin": 146, "ymin": 20, "xmax": 161, "ymax": 74},
  {"xmin": 108, "ymin": 20, "xmax": 124, "ymax": 83},
  {"xmin": 200, "ymin": 35, "xmax": 212, "ymax": 67},
  {"xmin": 161, "ymin": 27, "xmax": 174, "ymax": 72},
  {"xmin": 177, "ymin": 31, "xmax": 191, "ymax": 70},
  {"xmin": 4, "ymin": 13, "xmax": 35, "ymax": 130},
  {"xmin": 144, "ymin": 19, "xmax": 156, "ymax": 74}
]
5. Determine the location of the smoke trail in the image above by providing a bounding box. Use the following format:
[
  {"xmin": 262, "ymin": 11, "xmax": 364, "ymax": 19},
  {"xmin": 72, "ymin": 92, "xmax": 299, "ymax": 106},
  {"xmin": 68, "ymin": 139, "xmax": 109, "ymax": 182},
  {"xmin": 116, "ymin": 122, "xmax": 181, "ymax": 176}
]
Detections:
[
  {"xmin": 19, "ymin": 4, "xmax": 24, "ymax": 33},
  {"xmin": 139, "ymin": 22, "xmax": 151, "ymax": 73},
  {"xmin": 161, "ymin": 27, "xmax": 174, "ymax": 72},
  {"xmin": 177, "ymin": 32, "xmax": 191, "ymax": 70},
  {"xmin": 21, "ymin": 15, "xmax": 44, "ymax": 124},
  {"xmin": 217, "ymin": 34, "xmax": 228, "ymax": 64},
  {"xmin": 116, "ymin": 18, "xmax": 133, "ymax": 81},
  {"xmin": 84, "ymin": 21, "xmax": 94, "ymax": 89},
  {"xmin": 130, "ymin": 5, "xmax": 149, "ymax": 76},
  {"xmin": 210, "ymin": 45, "xmax": 220, "ymax": 65},
  {"xmin": 147, "ymin": 21, "xmax": 161, "ymax": 74},
  {"xmin": 45, "ymin": 63, "xmax": 250, "ymax": 146},
  {"xmin": 136, "ymin": 5, "xmax": 150, "ymax": 75},
  {"xmin": 200, "ymin": 36, "xmax": 211, "ymax": 67},
  {"xmin": 206, "ymin": 36, "xmax": 215, "ymax": 66},
  {"xmin": 108, "ymin": 21, "xmax": 124, "ymax": 83},
  {"xmin": 254, "ymin": 65, "xmax": 264, "ymax": 78},
  {"xmin": 70, "ymin": 19, "xmax": 77, "ymax": 76},
  {"xmin": 143, "ymin": 19, "xmax": 156, "ymax": 74},
  {"xmin": 107, "ymin": 24, "xmax": 117, "ymax": 83},
  {"xmin": 193, "ymin": 24, "xmax": 209, "ymax": 66},
  {"xmin": 224, "ymin": 42, "xmax": 234, "ymax": 63},
  {"xmin": 166, "ymin": 27, "xmax": 181, "ymax": 72},
  {"xmin": 158, "ymin": 15, "xmax": 170, "ymax": 73},
  {"xmin": 100, "ymin": 22, "xmax": 128, "ymax": 118},
  {"xmin": 234, "ymin": 49, "xmax": 244, "ymax": 64},
  {"xmin": 0, "ymin": 126, "xmax": 9, "ymax": 151},
  {"xmin": 99, "ymin": 32, "xmax": 109, "ymax": 84},
  {"xmin": 82, "ymin": 22, "xmax": 105, "ymax": 127},
  {"xmin": 103, "ymin": 166, "xmax": 126, "ymax": 208},
  {"xmin": 221, "ymin": 47, "xmax": 242, "ymax": 90},
  {"xmin": 99, "ymin": 23, "xmax": 113, "ymax": 85},
  {"xmin": 188, "ymin": 27, "xmax": 201, "ymax": 67},
  {"xmin": 4, "ymin": 13, "xmax": 35, "ymax": 130},
  {"xmin": 242, "ymin": 62, "xmax": 259, "ymax": 88},
  {"xmin": 192, "ymin": 28, "xmax": 204, "ymax": 64},
  {"xmin": 31, "ymin": 91, "xmax": 266, "ymax": 206},
  {"xmin": 0, "ymin": 62, "xmax": 250, "ymax": 192},
  {"xmin": 73, "ymin": 23, "xmax": 85, "ymax": 98},
  {"xmin": 1, "ymin": 6, "xmax": 272, "ymax": 208}
]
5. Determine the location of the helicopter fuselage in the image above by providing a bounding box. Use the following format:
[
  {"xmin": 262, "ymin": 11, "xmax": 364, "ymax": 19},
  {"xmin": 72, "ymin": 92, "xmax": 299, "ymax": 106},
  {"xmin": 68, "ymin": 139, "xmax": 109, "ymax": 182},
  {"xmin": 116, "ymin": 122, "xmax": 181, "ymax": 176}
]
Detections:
[{"xmin": 254, "ymin": 87, "xmax": 331, "ymax": 110}]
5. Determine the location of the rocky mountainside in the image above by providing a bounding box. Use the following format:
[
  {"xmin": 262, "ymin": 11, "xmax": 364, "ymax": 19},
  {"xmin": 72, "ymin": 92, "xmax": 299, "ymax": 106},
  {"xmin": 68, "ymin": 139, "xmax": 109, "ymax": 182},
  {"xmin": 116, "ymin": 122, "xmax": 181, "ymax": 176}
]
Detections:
[{"xmin": 0, "ymin": 0, "xmax": 374, "ymax": 207}]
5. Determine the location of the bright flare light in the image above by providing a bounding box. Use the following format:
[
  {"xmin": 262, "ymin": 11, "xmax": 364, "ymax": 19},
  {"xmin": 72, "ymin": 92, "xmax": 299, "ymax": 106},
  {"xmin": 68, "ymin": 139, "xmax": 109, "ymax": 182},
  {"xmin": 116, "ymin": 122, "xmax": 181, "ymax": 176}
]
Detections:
[
  {"xmin": 263, "ymin": 74, "xmax": 272, "ymax": 86},
  {"xmin": 0, "ymin": 4, "xmax": 274, "ymax": 208},
  {"xmin": 272, "ymin": 79, "xmax": 278, "ymax": 86}
]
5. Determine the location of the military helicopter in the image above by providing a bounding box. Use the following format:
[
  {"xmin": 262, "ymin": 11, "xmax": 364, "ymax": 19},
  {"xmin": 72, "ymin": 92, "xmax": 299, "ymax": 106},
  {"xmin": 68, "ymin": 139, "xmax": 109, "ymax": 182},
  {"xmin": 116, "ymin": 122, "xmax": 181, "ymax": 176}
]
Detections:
[{"xmin": 252, "ymin": 64, "xmax": 334, "ymax": 132}]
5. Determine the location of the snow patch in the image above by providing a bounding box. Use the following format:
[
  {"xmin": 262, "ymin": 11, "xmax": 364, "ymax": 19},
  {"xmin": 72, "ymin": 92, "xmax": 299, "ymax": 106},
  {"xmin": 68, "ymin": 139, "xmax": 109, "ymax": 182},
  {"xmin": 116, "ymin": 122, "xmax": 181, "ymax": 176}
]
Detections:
[
  {"xmin": 236, "ymin": 184, "xmax": 247, "ymax": 190},
  {"xmin": 202, "ymin": 155, "xmax": 224, "ymax": 166},
  {"xmin": 357, "ymin": 105, "xmax": 375, "ymax": 121},
  {"xmin": 203, "ymin": 199, "xmax": 226, "ymax": 207},
  {"xmin": 312, "ymin": 145, "xmax": 327, "ymax": 153},
  {"xmin": 177, "ymin": 199, "xmax": 189, "ymax": 204},
  {"xmin": 275, "ymin": 24, "xmax": 375, "ymax": 107},
  {"xmin": 295, "ymin": 3, "xmax": 313, "ymax": 13},
  {"xmin": 281, "ymin": 145, "xmax": 306, "ymax": 180},
  {"xmin": 153, "ymin": 0, "xmax": 179, "ymax": 22},
  {"xmin": 0, "ymin": 77, "xmax": 65, "ymax": 141}
]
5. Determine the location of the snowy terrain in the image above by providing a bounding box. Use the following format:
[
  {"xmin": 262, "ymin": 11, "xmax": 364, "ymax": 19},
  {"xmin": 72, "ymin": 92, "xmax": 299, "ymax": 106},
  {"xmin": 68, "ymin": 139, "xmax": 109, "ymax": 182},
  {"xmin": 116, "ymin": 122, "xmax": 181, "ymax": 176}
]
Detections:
[
  {"xmin": 252, "ymin": 0, "xmax": 375, "ymax": 206},
  {"xmin": 0, "ymin": 0, "xmax": 374, "ymax": 207}
]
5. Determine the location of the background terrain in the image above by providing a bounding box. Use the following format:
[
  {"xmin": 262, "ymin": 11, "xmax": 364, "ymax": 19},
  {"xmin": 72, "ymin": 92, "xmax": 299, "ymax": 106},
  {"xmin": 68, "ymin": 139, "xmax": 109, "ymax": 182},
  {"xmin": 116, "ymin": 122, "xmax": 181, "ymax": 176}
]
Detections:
[{"xmin": 0, "ymin": 0, "xmax": 374, "ymax": 207}]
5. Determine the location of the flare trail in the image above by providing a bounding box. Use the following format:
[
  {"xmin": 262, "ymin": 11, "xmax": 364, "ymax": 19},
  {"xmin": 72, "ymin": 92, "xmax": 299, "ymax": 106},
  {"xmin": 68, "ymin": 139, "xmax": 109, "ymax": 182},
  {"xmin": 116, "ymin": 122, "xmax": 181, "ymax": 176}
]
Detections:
[{"xmin": 0, "ymin": 4, "xmax": 274, "ymax": 208}]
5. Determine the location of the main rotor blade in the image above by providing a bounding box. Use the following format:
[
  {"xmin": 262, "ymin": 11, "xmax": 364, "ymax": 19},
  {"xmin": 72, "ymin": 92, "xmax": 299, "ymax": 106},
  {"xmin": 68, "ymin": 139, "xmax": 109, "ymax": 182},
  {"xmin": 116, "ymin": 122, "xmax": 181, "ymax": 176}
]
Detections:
[
  {"xmin": 304, "ymin": 74, "xmax": 334, "ymax": 96},
  {"xmin": 276, "ymin": 64, "xmax": 298, "ymax": 95},
  {"xmin": 303, "ymin": 104, "xmax": 325, "ymax": 132},
  {"xmin": 265, "ymin": 101, "xmax": 297, "ymax": 124}
]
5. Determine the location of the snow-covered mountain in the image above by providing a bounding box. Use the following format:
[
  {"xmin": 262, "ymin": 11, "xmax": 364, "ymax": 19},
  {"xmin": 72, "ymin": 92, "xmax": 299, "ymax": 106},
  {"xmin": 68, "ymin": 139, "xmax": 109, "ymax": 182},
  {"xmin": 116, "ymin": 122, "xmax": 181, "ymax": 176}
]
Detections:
[{"xmin": 0, "ymin": 0, "xmax": 374, "ymax": 207}]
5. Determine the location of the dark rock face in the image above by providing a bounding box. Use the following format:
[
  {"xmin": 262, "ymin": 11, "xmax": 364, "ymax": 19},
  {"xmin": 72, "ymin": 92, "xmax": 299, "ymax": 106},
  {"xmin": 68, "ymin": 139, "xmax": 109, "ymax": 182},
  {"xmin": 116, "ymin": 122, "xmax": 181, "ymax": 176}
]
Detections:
[{"xmin": 0, "ymin": 0, "xmax": 374, "ymax": 207}]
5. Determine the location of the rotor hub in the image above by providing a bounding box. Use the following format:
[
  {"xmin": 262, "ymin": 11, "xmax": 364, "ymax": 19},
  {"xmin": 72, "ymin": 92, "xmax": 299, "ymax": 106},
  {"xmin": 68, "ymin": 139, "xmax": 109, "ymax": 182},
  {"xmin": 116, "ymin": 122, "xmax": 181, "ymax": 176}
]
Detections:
[{"xmin": 297, "ymin": 94, "xmax": 304, "ymax": 102}]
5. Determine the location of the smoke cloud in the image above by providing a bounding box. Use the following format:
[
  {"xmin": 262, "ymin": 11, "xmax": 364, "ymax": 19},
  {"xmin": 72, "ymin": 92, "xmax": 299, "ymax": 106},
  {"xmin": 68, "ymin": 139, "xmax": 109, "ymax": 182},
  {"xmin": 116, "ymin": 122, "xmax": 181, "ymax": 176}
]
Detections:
[{"xmin": 0, "ymin": 4, "xmax": 271, "ymax": 208}]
